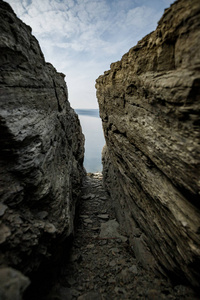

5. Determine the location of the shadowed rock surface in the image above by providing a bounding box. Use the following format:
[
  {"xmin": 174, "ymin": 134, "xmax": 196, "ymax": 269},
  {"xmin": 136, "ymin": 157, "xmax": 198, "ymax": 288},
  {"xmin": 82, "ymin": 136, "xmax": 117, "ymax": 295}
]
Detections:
[
  {"xmin": 96, "ymin": 0, "xmax": 200, "ymax": 288},
  {"xmin": 0, "ymin": 0, "xmax": 85, "ymax": 296},
  {"xmin": 26, "ymin": 174, "xmax": 198, "ymax": 300}
]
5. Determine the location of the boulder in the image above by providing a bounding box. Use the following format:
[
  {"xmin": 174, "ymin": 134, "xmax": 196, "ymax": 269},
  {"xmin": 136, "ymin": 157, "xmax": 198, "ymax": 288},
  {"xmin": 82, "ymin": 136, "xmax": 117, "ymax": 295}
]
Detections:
[{"xmin": 0, "ymin": 268, "xmax": 30, "ymax": 300}]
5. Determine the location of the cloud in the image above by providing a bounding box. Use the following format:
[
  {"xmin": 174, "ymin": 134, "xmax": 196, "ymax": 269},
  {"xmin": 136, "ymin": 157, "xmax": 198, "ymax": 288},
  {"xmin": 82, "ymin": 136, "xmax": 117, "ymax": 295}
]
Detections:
[{"xmin": 6, "ymin": 0, "xmax": 174, "ymax": 108}]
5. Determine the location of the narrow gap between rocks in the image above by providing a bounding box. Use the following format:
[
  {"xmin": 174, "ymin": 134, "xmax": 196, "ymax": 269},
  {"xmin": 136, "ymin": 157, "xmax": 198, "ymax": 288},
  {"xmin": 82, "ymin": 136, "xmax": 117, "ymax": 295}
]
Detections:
[{"xmin": 24, "ymin": 174, "xmax": 198, "ymax": 300}]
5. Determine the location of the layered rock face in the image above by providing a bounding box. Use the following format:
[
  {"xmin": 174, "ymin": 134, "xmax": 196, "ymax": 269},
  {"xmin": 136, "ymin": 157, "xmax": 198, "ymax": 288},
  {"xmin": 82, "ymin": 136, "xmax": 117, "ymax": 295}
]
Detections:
[
  {"xmin": 96, "ymin": 0, "xmax": 200, "ymax": 287},
  {"xmin": 0, "ymin": 0, "xmax": 85, "ymax": 290}
]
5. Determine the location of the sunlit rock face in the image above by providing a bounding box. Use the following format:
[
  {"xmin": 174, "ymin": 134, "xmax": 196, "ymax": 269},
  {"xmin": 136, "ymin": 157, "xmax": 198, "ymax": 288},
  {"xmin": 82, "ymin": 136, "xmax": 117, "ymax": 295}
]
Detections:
[
  {"xmin": 96, "ymin": 0, "xmax": 200, "ymax": 287},
  {"xmin": 0, "ymin": 0, "xmax": 85, "ymax": 282}
]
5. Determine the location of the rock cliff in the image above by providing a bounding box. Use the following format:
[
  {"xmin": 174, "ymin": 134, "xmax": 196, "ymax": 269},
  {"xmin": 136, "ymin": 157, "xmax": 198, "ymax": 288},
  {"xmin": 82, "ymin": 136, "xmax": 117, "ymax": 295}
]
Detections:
[
  {"xmin": 96, "ymin": 0, "xmax": 200, "ymax": 287},
  {"xmin": 0, "ymin": 0, "xmax": 85, "ymax": 295}
]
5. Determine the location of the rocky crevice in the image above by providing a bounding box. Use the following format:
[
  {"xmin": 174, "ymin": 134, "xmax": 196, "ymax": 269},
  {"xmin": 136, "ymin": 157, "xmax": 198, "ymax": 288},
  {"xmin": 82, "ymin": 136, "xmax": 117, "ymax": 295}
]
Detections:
[
  {"xmin": 24, "ymin": 174, "xmax": 198, "ymax": 300},
  {"xmin": 1, "ymin": 0, "xmax": 200, "ymax": 298}
]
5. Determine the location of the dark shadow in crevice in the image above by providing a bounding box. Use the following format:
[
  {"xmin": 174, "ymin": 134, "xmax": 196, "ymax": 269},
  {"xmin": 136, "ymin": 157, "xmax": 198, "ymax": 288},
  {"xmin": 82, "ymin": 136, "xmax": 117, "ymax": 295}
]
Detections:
[{"xmin": 23, "ymin": 234, "xmax": 74, "ymax": 300}]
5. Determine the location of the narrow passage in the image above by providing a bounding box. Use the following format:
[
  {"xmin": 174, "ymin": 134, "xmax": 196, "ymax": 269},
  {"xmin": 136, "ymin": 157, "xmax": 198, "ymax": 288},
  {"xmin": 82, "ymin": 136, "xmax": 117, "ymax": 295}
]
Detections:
[{"xmin": 42, "ymin": 174, "xmax": 197, "ymax": 300}]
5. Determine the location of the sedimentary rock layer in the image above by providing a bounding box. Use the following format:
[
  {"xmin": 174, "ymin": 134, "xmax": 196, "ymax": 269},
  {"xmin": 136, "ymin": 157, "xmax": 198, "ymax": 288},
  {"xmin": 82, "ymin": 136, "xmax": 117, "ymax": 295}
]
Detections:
[
  {"xmin": 96, "ymin": 0, "xmax": 200, "ymax": 287},
  {"xmin": 0, "ymin": 0, "xmax": 85, "ymax": 283}
]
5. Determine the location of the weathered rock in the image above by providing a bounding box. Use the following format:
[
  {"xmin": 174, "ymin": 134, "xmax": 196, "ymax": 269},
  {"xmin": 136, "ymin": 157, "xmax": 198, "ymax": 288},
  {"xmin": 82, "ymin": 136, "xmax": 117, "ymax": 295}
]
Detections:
[
  {"xmin": 99, "ymin": 219, "xmax": 127, "ymax": 242},
  {"xmin": 77, "ymin": 291, "xmax": 102, "ymax": 300},
  {"xmin": 0, "ymin": 267, "xmax": 30, "ymax": 300},
  {"xmin": 0, "ymin": 0, "xmax": 85, "ymax": 289},
  {"xmin": 96, "ymin": 0, "xmax": 200, "ymax": 287}
]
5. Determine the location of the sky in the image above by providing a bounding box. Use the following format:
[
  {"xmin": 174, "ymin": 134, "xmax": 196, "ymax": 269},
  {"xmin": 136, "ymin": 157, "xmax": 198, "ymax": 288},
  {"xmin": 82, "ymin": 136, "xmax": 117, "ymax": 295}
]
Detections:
[{"xmin": 6, "ymin": 0, "xmax": 174, "ymax": 109}]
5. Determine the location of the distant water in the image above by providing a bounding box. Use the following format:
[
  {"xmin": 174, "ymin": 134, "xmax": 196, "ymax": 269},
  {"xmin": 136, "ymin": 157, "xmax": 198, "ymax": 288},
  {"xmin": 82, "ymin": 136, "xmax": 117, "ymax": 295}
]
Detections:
[{"xmin": 75, "ymin": 109, "xmax": 105, "ymax": 173}]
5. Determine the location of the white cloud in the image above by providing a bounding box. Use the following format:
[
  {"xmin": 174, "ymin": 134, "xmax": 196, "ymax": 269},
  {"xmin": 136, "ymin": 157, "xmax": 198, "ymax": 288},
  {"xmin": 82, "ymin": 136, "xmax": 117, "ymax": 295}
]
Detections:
[{"xmin": 6, "ymin": 0, "xmax": 174, "ymax": 108}]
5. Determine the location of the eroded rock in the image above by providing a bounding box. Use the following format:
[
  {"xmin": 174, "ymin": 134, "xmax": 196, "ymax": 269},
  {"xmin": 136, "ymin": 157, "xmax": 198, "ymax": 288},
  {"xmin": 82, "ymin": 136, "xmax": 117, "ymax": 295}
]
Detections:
[
  {"xmin": 96, "ymin": 0, "xmax": 200, "ymax": 287},
  {"xmin": 99, "ymin": 219, "xmax": 127, "ymax": 242},
  {"xmin": 0, "ymin": 0, "xmax": 85, "ymax": 293},
  {"xmin": 0, "ymin": 268, "xmax": 30, "ymax": 300}
]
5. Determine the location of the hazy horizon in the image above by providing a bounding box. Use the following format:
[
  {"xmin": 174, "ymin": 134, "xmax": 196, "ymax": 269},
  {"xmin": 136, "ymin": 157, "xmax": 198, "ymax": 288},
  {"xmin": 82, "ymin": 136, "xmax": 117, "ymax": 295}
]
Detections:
[{"xmin": 75, "ymin": 109, "xmax": 105, "ymax": 173}]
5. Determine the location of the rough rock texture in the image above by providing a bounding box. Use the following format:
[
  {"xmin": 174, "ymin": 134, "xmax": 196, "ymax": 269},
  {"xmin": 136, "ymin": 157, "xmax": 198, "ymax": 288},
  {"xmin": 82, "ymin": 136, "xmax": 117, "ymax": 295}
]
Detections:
[
  {"xmin": 0, "ymin": 0, "xmax": 85, "ymax": 285},
  {"xmin": 96, "ymin": 0, "xmax": 200, "ymax": 288},
  {"xmin": 0, "ymin": 267, "xmax": 30, "ymax": 300},
  {"xmin": 35, "ymin": 174, "xmax": 197, "ymax": 300}
]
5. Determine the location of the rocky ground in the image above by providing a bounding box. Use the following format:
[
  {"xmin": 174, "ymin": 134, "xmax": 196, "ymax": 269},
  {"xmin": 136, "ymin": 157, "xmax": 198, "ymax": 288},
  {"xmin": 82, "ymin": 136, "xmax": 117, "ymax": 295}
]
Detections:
[{"xmin": 27, "ymin": 174, "xmax": 198, "ymax": 300}]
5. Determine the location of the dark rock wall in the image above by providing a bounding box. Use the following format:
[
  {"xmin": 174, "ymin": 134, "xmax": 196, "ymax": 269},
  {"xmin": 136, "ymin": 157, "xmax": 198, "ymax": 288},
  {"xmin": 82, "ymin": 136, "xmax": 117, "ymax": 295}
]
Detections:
[
  {"xmin": 0, "ymin": 0, "xmax": 85, "ymax": 284},
  {"xmin": 96, "ymin": 0, "xmax": 200, "ymax": 287}
]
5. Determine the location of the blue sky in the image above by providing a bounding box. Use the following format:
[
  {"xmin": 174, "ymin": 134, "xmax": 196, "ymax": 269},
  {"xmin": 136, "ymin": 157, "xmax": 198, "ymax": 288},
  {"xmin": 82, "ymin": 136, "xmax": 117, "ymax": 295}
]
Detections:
[{"xmin": 6, "ymin": 0, "xmax": 174, "ymax": 108}]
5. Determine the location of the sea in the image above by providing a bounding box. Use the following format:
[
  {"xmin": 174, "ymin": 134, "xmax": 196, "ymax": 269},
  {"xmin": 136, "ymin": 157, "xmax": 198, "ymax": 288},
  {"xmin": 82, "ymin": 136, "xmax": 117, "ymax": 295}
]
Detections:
[{"xmin": 75, "ymin": 109, "xmax": 105, "ymax": 173}]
